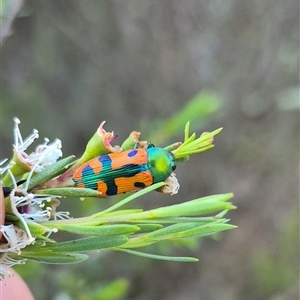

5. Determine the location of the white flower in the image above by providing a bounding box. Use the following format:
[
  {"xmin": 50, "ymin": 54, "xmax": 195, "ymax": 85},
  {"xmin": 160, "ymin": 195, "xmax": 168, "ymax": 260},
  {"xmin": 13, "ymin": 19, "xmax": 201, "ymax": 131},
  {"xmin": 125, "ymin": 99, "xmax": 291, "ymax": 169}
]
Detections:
[
  {"xmin": 0, "ymin": 225, "xmax": 30, "ymax": 254},
  {"xmin": 0, "ymin": 168, "xmax": 66, "ymax": 279},
  {"xmin": 13, "ymin": 117, "xmax": 39, "ymax": 152},
  {"xmin": 0, "ymin": 118, "xmax": 69, "ymax": 279},
  {"xmin": 8, "ymin": 168, "xmax": 63, "ymax": 224},
  {"xmin": 12, "ymin": 117, "xmax": 62, "ymax": 172},
  {"xmin": 30, "ymin": 138, "xmax": 62, "ymax": 172},
  {"xmin": 0, "ymin": 224, "xmax": 31, "ymax": 279}
]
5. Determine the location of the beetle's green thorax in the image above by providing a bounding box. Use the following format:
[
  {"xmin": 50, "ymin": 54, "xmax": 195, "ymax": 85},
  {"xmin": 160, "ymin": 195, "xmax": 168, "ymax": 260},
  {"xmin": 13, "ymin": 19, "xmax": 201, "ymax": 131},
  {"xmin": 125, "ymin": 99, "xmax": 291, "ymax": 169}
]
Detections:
[{"xmin": 147, "ymin": 148, "xmax": 176, "ymax": 183}]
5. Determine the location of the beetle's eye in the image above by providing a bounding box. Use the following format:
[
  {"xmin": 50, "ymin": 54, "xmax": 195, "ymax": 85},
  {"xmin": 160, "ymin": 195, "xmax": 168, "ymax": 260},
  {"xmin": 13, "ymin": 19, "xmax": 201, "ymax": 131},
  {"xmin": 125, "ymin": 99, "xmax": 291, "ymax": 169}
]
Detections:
[{"xmin": 172, "ymin": 165, "xmax": 176, "ymax": 171}]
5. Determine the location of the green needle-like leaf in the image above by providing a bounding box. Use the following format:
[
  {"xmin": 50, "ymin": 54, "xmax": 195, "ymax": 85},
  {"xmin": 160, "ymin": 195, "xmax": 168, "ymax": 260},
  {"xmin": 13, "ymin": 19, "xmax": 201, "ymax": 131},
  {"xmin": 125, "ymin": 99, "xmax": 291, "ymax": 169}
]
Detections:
[
  {"xmin": 131, "ymin": 194, "xmax": 234, "ymax": 220},
  {"xmin": 34, "ymin": 187, "xmax": 103, "ymax": 198},
  {"xmin": 45, "ymin": 235, "xmax": 129, "ymax": 252},
  {"xmin": 121, "ymin": 222, "xmax": 236, "ymax": 248},
  {"xmin": 115, "ymin": 249, "xmax": 198, "ymax": 262},
  {"xmin": 52, "ymin": 224, "xmax": 141, "ymax": 236},
  {"xmin": 18, "ymin": 251, "xmax": 88, "ymax": 264},
  {"xmin": 142, "ymin": 223, "xmax": 237, "ymax": 240},
  {"xmin": 133, "ymin": 224, "xmax": 163, "ymax": 233},
  {"xmin": 27, "ymin": 156, "xmax": 76, "ymax": 190}
]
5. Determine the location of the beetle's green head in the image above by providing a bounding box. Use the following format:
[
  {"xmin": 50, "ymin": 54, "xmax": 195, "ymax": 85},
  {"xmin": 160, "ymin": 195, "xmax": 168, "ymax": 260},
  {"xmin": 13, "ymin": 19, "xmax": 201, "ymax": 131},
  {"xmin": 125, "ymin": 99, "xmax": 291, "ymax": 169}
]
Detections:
[{"xmin": 147, "ymin": 147, "xmax": 176, "ymax": 183}]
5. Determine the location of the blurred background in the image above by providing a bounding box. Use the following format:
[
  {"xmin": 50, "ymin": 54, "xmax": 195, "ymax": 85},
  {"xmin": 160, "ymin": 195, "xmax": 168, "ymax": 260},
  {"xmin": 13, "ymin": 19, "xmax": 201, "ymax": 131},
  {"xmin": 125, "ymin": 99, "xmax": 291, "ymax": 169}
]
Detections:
[{"xmin": 1, "ymin": 0, "xmax": 299, "ymax": 299}]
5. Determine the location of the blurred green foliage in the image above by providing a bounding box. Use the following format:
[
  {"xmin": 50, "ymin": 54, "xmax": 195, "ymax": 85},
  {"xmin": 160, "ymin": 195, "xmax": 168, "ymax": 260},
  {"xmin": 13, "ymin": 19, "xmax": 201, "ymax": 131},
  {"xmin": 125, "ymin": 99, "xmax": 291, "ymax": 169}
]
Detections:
[
  {"xmin": 145, "ymin": 90, "xmax": 221, "ymax": 144},
  {"xmin": 59, "ymin": 274, "xmax": 130, "ymax": 300},
  {"xmin": 252, "ymin": 214, "xmax": 299, "ymax": 298}
]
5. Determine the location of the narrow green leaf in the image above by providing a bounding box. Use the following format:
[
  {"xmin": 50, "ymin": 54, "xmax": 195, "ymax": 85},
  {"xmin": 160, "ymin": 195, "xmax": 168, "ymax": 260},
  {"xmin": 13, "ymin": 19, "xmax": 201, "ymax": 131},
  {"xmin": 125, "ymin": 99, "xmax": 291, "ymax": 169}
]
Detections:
[
  {"xmin": 209, "ymin": 127, "xmax": 223, "ymax": 136},
  {"xmin": 34, "ymin": 235, "xmax": 56, "ymax": 244},
  {"xmin": 19, "ymin": 252, "xmax": 88, "ymax": 264},
  {"xmin": 46, "ymin": 236, "xmax": 128, "ymax": 252},
  {"xmin": 135, "ymin": 222, "xmax": 207, "ymax": 240},
  {"xmin": 215, "ymin": 210, "xmax": 228, "ymax": 218},
  {"xmin": 100, "ymin": 209, "xmax": 143, "ymax": 217},
  {"xmin": 174, "ymin": 223, "xmax": 237, "ymax": 239},
  {"xmin": 145, "ymin": 198, "xmax": 234, "ymax": 218},
  {"xmin": 119, "ymin": 240, "xmax": 157, "ymax": 248},
  {"xmin": 143, "ymin": 223, "xmax": 237, "ymax": 241},
  {"xmin": 176, "ymin": 132, "xmax": 196, "ymax": 150},
  {"xmin": 115, "ymin": 249, "xmax": 198, "ymax": 262},
  {"xmin": 184, "ymin": 121, "xmax": 190, "ymax": 142},
  {"xmin": 176, "ymin": 145, "xmax": 214, "ymax": 157},
  {"xmin": 108, "ymin": 216, "xmax": 225, "ymax": 224},
  {"xmin": 52, "ymin": 224, "xmax": 140, "ymax": 236},
  {"xmin": 133, "ymin": 224, "xmax": 163, "ymax": 233},
  {"xmin": 196, "ymin": 193, "xmax": 234, "ymax": 203},
  {"xmin": 28, "ymin": 156, "xmax": 76, "ymax": 190},
  {"xmin": 34, "ymin": 187, "xmax": 103, "ymax": 198},
  {"xmin": 121, "ymin": 223, "xmax": 236, "ymax": 249}
]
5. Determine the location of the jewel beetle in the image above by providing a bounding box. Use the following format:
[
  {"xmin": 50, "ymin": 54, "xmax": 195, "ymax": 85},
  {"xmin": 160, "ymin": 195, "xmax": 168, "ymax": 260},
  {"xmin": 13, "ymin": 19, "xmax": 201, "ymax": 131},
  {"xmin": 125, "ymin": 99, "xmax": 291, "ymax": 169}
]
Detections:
[{"xmin": 72, "ymin": 147, "xmax": 176, "ymax": 196}]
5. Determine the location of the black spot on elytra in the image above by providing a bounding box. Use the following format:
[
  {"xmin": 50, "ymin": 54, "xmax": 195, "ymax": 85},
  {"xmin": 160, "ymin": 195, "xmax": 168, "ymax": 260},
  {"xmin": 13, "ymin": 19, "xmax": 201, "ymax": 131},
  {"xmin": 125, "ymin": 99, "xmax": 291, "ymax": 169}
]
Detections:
[
  {"xmin": 106, "ymin": 182, "xmax": 118, "ymax": 196},
  {"xmin": 134, "ymin": 182, "xmax": 146, "ymax": 189}
]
